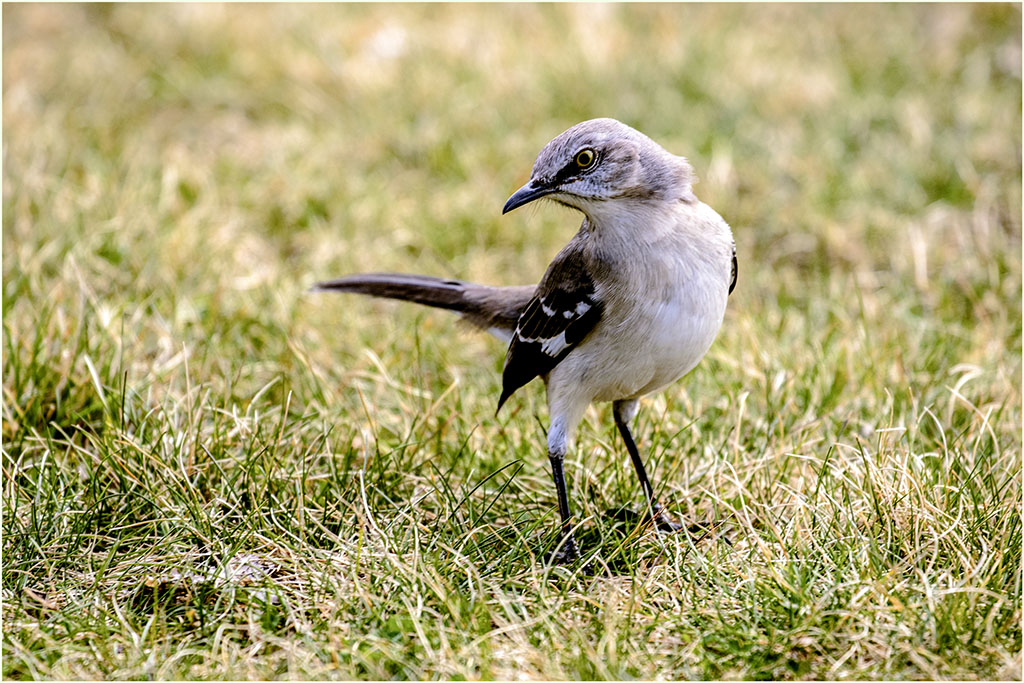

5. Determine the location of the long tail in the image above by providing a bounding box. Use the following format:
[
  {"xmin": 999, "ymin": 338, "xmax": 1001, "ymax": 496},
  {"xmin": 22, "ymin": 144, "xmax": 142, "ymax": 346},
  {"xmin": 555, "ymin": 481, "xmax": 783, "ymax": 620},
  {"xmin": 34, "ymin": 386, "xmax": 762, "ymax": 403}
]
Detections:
[{"xmin": 313, "ymin": 273, "xmax": 535, "ymax": 340}]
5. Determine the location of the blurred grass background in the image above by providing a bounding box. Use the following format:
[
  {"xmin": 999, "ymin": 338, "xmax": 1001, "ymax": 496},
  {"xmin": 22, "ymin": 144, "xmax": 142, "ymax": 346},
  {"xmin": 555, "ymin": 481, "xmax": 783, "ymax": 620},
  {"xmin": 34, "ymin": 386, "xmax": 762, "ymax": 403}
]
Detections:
[{"xmin": 3, "ymin": 3, "xmax": 1021, "ymax": 680}]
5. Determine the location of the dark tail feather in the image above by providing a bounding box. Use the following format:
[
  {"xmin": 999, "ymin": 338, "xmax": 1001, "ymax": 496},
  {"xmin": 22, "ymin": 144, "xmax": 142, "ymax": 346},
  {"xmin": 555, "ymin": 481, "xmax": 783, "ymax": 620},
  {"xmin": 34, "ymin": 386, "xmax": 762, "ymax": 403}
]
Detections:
[
  {"xmin": 313, "ymin": 273, "xmax": 535, "ymax": 335},
  {"xmin": 313, "ymin": 273, "xmax": 470, "ymax": 313}
]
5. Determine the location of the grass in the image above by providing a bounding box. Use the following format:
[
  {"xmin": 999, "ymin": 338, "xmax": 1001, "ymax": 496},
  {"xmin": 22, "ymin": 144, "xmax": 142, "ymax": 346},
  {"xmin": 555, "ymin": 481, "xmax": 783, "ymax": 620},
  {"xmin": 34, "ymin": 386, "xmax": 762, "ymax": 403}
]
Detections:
[{"xmin": 2, "ymin": 3, "xmax": 1021, "ymax": 680}]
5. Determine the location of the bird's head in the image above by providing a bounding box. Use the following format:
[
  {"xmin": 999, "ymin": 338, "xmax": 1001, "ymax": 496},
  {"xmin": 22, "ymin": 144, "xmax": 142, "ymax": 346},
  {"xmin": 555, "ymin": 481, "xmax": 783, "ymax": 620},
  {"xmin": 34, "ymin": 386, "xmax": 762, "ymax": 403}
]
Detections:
[{"xmin": 502, "ymin": 118, "xmax": 696, "ymax": 217}]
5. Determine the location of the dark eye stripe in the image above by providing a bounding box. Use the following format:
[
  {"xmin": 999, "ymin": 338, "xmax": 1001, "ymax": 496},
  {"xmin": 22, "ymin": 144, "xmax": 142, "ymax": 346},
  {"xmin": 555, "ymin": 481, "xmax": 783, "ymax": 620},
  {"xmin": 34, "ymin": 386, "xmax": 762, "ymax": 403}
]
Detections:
[{"xmin": 551, "ymin": 151, "xmax": 599, "ymax": 186}]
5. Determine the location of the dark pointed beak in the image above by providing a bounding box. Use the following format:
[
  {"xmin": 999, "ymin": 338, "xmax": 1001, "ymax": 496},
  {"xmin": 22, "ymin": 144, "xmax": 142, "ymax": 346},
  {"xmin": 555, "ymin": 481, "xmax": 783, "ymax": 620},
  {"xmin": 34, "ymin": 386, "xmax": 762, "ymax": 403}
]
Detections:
[{"xmin": 502, "ymin": 179, "xmax": 555, "ymax": 214}]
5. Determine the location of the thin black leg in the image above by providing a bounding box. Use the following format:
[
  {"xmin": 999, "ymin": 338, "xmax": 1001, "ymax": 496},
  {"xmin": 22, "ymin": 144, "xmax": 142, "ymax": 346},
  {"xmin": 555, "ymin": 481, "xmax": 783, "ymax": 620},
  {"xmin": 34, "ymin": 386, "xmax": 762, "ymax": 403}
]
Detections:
[
  {"xmin": 548, "ymin": 453, "xmax": 580, "ymax": 562},
  {"xmin": 613, "ymin": 400, "xmax": 682, "ymax": 532},
  {"xmin": 613, "ymin": 403, "xmax": 654, "ymax": 504}
]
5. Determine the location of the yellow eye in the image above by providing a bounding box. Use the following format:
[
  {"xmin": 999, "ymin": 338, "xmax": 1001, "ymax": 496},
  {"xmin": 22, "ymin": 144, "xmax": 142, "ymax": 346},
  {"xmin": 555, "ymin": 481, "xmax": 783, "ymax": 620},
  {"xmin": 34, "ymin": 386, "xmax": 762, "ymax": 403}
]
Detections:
[{"xmin": 575, "ymin": 149, "xmax": 596, "ymax": 168}]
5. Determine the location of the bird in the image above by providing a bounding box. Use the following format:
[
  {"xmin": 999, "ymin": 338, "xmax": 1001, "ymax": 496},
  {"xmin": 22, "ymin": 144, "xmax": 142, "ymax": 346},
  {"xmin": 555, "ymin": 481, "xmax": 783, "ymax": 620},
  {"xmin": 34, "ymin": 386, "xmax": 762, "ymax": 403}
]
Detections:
[{"xmin": 315, "ymin": 118, "xmax": 736, "ymax": 563}]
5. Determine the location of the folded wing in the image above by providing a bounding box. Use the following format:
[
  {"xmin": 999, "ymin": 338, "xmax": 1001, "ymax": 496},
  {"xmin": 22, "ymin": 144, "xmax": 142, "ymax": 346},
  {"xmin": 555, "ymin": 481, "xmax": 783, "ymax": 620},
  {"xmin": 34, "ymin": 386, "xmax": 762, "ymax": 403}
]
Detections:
[{"xmin": 497, "ymin": 237, "xmax": 604, "ymax": 411}]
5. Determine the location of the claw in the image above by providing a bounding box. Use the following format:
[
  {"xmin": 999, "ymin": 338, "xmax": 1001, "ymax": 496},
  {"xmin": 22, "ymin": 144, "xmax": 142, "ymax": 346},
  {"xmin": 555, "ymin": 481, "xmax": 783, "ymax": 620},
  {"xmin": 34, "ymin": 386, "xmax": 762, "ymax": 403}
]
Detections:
[
  {"xmin": 544, "ymin": 535, "xmax": 580, "ymax": 565},
  {"xmin": 544, "ymin": 541, "xmax": 594, "ymax": 574},
  {"xmin": 651, "ymin": 505, "xmax": 684, "ymax": 533},
  {"xmin": 604, "ymin": 505, "xmax": 688, "ymax": 534}
]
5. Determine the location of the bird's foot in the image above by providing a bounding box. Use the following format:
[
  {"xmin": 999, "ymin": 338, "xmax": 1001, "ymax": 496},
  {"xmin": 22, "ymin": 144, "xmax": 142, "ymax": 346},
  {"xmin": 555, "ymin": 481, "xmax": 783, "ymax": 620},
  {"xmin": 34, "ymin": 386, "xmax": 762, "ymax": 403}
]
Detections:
[
  {"xmin": 543, "ymin": 539, "xmax": 594, "ymax": 574},
  {"xmin": 544, "ymin": 546, "xmax": 577, "ymax": 565},
  {"xmin": 653, "ymin": 509, "xmax": 732, "ymax": 544},
  {"xmin": 603, "ymin": 505, "xmax": 690, "ymax": 534},
  {"xmin": 683, "ymin": 519, "xmax": 734, "ymax": 545},
  {"xmin": 650, "ymin": 504, "xmax": 685, "ymax": 533},
  {"xmin": 604, "ymin": 506, "xmax": 731, "ymax": 546}
]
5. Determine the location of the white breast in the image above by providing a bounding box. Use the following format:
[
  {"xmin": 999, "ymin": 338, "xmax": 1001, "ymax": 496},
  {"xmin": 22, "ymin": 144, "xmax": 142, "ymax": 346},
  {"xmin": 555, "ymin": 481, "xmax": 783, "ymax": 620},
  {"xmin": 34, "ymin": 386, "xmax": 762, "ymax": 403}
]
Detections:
[
  {"xmin": 633, "ymin": 284, "xmax": 726, "ymax": 395},
  {"xmin": 567, "ymin": 201, "xmax": 733, "ymax": 402}
]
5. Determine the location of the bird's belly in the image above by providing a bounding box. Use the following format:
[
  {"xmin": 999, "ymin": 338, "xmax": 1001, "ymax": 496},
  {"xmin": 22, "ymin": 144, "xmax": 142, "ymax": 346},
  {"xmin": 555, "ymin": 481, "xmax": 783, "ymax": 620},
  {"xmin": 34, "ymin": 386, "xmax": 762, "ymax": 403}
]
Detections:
[
  {"xmin": 588, "ymin": 297, "xmax": 724, "ymax": 402},
  {"xmin": 637, "ymin": 309, "xmax": 720, "ymax": 394}
]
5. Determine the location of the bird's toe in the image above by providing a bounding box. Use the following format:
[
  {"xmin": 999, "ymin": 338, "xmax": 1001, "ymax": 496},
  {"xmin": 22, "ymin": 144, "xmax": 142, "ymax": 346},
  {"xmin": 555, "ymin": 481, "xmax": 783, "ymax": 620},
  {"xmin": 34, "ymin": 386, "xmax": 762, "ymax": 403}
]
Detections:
[{"xmin": 652, "ymin": 509, "xmax": 685, "ymax": 533}]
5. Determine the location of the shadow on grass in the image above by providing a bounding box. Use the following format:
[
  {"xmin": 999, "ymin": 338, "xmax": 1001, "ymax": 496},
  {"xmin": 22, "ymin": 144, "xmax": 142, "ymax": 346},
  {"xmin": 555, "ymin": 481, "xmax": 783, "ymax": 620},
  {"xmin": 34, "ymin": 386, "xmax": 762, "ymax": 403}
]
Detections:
[{"xmin": 449, "ymin": 507, "xmax": 729, "ymax": 578}]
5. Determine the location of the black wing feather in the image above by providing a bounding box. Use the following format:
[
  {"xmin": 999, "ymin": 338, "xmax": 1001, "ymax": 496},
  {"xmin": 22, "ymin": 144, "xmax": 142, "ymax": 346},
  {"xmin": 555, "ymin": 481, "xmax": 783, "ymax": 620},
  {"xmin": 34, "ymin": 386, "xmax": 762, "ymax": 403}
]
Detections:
[
  {"xmin": 496, "ymin": 237, "xmax": 603, "ymax": 412},
  {"xmin": 729, "ymin": 243, "xmax": 738, "ymax": 295}
]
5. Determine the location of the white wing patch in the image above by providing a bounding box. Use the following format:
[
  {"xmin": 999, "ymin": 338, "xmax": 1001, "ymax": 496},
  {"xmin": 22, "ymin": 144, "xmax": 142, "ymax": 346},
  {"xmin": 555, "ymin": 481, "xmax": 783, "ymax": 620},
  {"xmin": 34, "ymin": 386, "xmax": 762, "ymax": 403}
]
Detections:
[
  {"xmin": 560, "ymin": 299, "xmax": 592, "ymax": 318},
  {"xmin": 515, "ymin": 294, "xmax": 589, "ymax": 355},
  {"xmin": 540, "ymin": 331, "xmax": 569, "ymax": 356},
  {"xmin": 497, "ymin": 241, "xmax": 604, "ymax": 410}
]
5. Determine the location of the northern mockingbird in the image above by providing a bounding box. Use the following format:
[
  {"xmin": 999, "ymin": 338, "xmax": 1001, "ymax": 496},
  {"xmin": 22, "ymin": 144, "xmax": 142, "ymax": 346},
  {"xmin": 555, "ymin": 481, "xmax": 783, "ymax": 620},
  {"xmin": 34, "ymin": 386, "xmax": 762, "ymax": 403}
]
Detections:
[{"xmin": 316, "ymin": 118, "xmax": 736, "ymax": 563}]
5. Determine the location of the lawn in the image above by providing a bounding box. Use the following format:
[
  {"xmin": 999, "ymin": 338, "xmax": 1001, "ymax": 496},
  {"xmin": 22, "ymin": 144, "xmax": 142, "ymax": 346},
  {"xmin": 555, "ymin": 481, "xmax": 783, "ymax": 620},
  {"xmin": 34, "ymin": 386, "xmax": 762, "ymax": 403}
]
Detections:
[{"xmin": 3, "ymin": 3, "xmax": 1021, "ymax": 680}]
